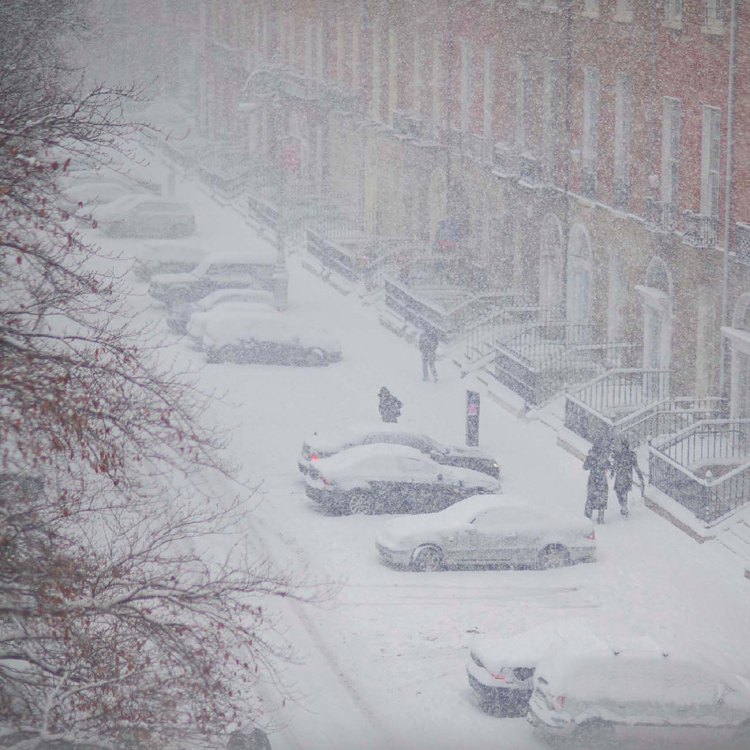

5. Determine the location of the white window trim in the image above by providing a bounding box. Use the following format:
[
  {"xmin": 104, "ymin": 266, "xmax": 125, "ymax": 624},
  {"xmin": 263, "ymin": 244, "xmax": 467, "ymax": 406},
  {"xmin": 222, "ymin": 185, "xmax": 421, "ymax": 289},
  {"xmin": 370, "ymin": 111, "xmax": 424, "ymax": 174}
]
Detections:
[
  {"xmin": 316, "ymin": 20, "xmax": 324, "ymax": 83},
  {"xmin": 543, "ymin": 58, "xmax": 558, "ymax": 170},
  {"xmin": 336, "ymin": 18, "xmax": 344, "ymax": 84},
  {"xmin": 304, "ymin": 18, "xmax": 313, "ymax": 79},
  {"xmin": 582, "ymin": 0, "xmax": 600, "ymax": 17},
  {"xmin": 371, "ymin": 19, "xmax": 381, "ymax": 121},
  {"xmin": 702, "ymin": 0, "xmax": 724, "ymax": 33},
  {"xmin": 413, "ymin": 32, "xmax": 422, "ymax": 115},
  {"xmin": 388, "ymin": 26, "xmax": 398, "ymax": 124},
  {"xmin": 431, "ymin": 42, "xmax": 442, "ymax": 125},
  {"xmin": 663, "ymin": 0, "xmax": 683, "ymax": 28}
]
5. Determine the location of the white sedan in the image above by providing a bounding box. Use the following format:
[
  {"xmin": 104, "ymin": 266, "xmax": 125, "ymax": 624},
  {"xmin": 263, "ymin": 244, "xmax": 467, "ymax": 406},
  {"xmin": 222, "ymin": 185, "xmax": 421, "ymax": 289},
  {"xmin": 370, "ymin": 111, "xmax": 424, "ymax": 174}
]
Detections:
[
  {"xmin": 189, "ymin": 307, "xmax": 342, "ymax": 366},
  {"xmin": 167, "ymin": 289, "xmax": 276, "ymax": 334},
  {"xmin": 375, "ymin": 494, "xmax": 596, "ymax": 571},
  {"xmin": 89, "ymin": 195, "xmax": 196, "ymax": 238}
]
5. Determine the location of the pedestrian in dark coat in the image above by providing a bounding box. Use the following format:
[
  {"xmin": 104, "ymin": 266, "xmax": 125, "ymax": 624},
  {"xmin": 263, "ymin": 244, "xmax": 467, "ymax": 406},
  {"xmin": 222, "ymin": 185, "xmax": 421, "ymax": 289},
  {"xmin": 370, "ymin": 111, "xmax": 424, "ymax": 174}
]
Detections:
[
  {"xmin": 583, "ymin": 436, "xmax": 612, "ymax": 524},
  {"xmin": 419, "ymin": 327, "xmax": 439, "ymax": 382},
  {"xmin": 612, "ymin": 435, "xmax": 645, "ymax": 518},
  {"xmin": 378, "ymin": 386, "xmax": 402, "ymax": 423}
]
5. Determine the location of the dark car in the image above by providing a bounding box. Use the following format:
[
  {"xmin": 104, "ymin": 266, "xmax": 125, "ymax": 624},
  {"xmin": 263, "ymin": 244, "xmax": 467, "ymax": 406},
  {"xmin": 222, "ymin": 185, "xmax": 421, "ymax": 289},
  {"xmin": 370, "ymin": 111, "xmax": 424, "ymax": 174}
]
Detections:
[
  {"xmin": 298, "ymin": 426, "xmax": 500, "ymax": 479},
  {"xmin": 303, "ymin": 444, "xmax": 503, "ymax": 515}
]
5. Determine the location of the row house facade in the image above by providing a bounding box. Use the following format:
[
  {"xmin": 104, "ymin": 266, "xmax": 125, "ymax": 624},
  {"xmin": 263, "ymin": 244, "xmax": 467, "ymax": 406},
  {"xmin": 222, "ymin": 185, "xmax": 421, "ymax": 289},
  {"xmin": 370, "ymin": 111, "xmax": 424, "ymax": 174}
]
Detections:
[{"xmin": 94, "ymin": 0, "xmax": 750, "ymax": 528}]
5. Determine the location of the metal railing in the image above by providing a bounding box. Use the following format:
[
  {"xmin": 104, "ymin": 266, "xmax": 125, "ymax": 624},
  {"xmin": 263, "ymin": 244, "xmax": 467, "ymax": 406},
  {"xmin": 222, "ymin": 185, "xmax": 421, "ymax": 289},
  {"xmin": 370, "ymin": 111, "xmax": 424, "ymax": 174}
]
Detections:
[
  {"xmin": 463, "ymin": 303, "xmax": 548, "ymax": 363},
  {"xmin": 649, "ymin": 419, "xmax": 750, "ymax": 524},
  {"xmin": 683, "ymin": 210, "xmax": 719, "ymax": 248}
]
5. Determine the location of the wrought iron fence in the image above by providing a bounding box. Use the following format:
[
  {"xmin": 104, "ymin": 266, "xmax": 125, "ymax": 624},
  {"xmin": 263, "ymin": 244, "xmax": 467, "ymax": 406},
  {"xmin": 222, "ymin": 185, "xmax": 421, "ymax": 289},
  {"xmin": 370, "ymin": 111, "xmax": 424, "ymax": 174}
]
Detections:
[{"xmin": 649, "ymin": 419, "xmax": 750, "ymax": 524}]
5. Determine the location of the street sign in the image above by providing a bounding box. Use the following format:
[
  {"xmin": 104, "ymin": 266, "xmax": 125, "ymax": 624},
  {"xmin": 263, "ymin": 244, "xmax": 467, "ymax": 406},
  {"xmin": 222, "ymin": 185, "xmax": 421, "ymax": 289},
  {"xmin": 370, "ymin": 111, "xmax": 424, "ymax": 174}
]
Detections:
[{"xmin": 466, "ymin": 390, "xmax": 480, "ymax": 447}]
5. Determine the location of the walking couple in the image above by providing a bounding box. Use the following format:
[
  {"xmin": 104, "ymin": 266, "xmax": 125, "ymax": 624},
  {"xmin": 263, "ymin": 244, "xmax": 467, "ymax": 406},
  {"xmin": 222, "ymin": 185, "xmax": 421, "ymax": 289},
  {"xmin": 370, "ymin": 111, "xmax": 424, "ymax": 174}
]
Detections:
[{"xmin": 584, "ymin": 434, "xmax": 645, "ymax": 524}]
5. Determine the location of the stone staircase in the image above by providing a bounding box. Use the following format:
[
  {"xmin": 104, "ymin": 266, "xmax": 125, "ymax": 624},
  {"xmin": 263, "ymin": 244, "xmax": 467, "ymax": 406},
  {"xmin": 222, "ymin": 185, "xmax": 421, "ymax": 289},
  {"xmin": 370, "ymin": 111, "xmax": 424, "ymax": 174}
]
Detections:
[{"xmin": 717, "ymin": 520, "xmax": 750, "ymax": 565}]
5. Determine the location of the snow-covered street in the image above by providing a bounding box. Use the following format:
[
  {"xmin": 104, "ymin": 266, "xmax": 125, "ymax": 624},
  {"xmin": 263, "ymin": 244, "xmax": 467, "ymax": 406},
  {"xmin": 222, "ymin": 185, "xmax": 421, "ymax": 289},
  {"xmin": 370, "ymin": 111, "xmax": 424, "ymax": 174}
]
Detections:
[{"xmin": 115, "ymin": 166, "xmax": 750, "ymax": 750}]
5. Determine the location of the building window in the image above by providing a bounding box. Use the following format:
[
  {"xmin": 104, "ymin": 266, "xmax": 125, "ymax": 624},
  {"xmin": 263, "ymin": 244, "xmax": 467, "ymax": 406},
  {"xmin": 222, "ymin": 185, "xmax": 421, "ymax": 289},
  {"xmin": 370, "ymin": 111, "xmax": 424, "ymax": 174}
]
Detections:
[
  {"xmin": 661, "ymin": 97, "xmax": 681, "ymax": 228},
  {"xmin": 336, "ymin": 18, "xmax": 344, "ymax": 84},
  {"xmin": 583, "ymin": 0, "xmax": 600, "ymax": 16},
  {"xmin": 316, "ymin": 20, "xmax": 324, "ymax": 83},
  {"xmin": 483, "ymin": 46, "xmax": 494, "ymax": 143},
  {"xmin": 515, "ymin": 53, "xmax": 530, "ymax": 150},
  {"xmin": 700, "ymin": 105, "xmax": 721, "ymax": 218},
  {"xmin": 582, "ymin": 66, "xmax": 599, "ymax": 198},
  {"xmin": 413, "ymin": 32, "xmax": 422, "ymax": 115},
  {"xmin": 705, "ymin": 0, "xmax": 724, "ymax": 27},
  {"xmin": 542, "ymin": 58, "xmax": 558, "ymax": 175},
  {"xmin": 614, "ymin": 72, "xmax": 632, "ymax": 209},
  {"xmin": 460, "ymin": 39, "xmax": 472, "ymax": 134},
  {"xmin": 304, "ymin": 18, "xmax": 312, "ymax": 79},
  {"xmin": 371, "ymin": 19, "xmax": 381, "ymax": 121},
  {"xmin": 664, "ymin": 0, "xmax": 683, "ymax": 26},
  {"xmin": 614, "ymin": 0, "xmax": 633, "ymax": 21},
  {"xmin": 431, "ymin": 42, "xmax": 442, "ymax": 124},
  {"xmin": 388, "ymin": 26, "xmax": 398, "ymax": 125}
]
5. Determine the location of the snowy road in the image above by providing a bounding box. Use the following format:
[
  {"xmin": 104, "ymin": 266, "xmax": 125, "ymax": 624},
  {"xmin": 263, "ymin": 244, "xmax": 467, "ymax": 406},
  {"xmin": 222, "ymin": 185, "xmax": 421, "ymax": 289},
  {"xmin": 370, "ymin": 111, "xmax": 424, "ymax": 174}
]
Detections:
[{"xmin": 111, "ymin": 165, "xmax": 750, "ymax": 750}]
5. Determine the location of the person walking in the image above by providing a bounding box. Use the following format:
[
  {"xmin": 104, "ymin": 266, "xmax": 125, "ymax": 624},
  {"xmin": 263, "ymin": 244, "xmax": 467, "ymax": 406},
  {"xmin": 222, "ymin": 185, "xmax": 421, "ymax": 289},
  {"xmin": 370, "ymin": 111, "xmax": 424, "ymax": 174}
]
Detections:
[
  {"xmin": 612, "ymin": 435, "xmax": 645, "ymax": 518},
  {"xmin": 583, "ymin": 436, "xmax": 612, "ymax": 524},
  {"xmin": 418, "ymin": 327, "xmax": 439, "ymax": 382},
  {"xmin": 378, "ymin": 386, "xmax": 402, "ymax": 423}
]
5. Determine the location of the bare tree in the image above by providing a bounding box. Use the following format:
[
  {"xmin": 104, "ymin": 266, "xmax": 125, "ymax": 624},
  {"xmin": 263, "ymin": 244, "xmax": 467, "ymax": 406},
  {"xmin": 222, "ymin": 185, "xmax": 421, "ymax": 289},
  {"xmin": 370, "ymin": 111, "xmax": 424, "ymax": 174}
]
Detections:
[{"xmin": 0, "ymin": 3, "xmax": 314, "ymax": 748}]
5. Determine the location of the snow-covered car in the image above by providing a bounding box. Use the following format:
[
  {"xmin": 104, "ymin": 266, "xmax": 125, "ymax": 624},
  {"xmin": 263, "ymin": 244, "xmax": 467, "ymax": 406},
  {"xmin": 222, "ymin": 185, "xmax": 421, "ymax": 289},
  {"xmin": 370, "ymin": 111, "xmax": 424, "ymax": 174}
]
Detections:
[
  {"xmin": 375, "ymin": 494, "xmax": 595, "ymax": 571},
  {"xmin": 527, "ymin": 641, "xmax": 750, "ymax": 748},
  {"xmin": 298, "ymin": 426, "xmax": 501, "ymax": 478},
  {"xmin": 467, "ymin": 619, "xmax": 615, "ymax": 716},
  {"xmin": 149, "ymin": 252, "xmax": 270, "ymax": 307},
  {"xmin": 90, "ymin": 195, "xmax": 196, "ymax": 238},
  {"xmin": 190, "ymin": 307, "xmax": 341, "ymax": 367},
  {"xmin": 304, "ymin": 444, "xmax": 502, "ymax": 515},
  {"xmin": 166, "ymin": 289, "xmax": 276, "ymax": 334},
  {"xmin": 60, "ymin": 179, "xmax": 145, "ymax": 212},
  {"xmin": 132, "ymin": 240, "xmax": 210, "ymax": 281}
]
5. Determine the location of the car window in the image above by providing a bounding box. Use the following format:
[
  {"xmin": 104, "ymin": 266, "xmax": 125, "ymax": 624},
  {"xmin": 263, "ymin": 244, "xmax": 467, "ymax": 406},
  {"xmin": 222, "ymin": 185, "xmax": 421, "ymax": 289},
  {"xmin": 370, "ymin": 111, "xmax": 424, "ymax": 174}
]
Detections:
[
  {"xmin": 396, "ymin": 456, "xmax": 436, "ymax": 480},
  {"xmin": 471, "ymin": 507, "xmax": 529, "ymax": 528}
]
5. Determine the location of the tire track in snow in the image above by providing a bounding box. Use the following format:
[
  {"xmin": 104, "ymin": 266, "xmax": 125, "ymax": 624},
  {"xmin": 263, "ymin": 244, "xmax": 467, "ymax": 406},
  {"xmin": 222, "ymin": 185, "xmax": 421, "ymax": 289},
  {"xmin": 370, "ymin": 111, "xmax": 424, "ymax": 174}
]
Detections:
[{"xmin": 245, "ymin": 511, "xmax": 400, "ymax": 750}]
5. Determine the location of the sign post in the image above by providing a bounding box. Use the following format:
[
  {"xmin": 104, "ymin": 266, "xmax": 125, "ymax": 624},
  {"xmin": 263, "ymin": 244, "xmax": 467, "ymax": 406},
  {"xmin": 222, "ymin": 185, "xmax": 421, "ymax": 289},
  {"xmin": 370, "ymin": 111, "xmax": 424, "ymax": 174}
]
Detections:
[{"xmin": 466, "ymin": 390, "xmax": 480, "ymax": 447}]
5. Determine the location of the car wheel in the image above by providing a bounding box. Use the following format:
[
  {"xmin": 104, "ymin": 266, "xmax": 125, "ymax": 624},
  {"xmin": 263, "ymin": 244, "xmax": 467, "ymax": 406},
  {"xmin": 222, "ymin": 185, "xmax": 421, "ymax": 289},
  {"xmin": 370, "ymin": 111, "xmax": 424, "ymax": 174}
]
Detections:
[
  {"xmin": 347, "ymin": 492, "xmax": 374, "ymax": 515},
  {"xmin": 538, "ymin": 544, "xmax": 571, "ymax": 570},
  {"xmin": 304, "ymin": 347, "xmax": 326, "ymax": 366},
  {"xmin": 411, "ymin": 545, "xmax": 444, "ymax": 572}
]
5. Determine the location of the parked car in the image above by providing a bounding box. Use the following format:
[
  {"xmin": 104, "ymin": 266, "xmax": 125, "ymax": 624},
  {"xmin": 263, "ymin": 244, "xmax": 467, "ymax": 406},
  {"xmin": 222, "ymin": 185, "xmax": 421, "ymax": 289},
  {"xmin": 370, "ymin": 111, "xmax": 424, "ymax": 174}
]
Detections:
[
  {"xmin": 304, "ymin": 444, "xmax": 502, "ymax": 515},
  {"xmin": 149, "ymin": 252, "xmax": 267, "ymax": 307},
  {"xmin": 375, "ymin": 494, "xmax": 595, "ymax": 571},
  {"xmin": 466, "ymin": 620, "xmax": 617, "ymax": 716},
  {"xmin": 90, "ymin": 194, "xmax": 195, "ymax": 238},
  {"xmin": 166, "ymin": 288, "xmax": 276, "ymax": 334},
  {"xmin": 189, "ymin": 307, "xmax": 342, "ymax": 367},
  {"xmin": 527, "ymin": 640, "xmax": 750, "ymax": 748},
  {"xmin": 60, "ymin": 179, "xmax": 145, "ymax": 212},
  {"xmin": 132, "ymin": 240, "xmax": 209, "ymax": 281},
  {"xmin": 298, "ymin": 426, "xmax": 500, "ymax": 478}
]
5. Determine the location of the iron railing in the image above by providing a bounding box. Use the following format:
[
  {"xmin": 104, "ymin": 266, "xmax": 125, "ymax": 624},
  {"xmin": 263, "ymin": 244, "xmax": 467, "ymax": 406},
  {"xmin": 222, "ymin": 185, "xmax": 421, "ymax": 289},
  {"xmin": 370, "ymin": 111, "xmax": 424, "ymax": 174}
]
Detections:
[
  {"xmin": 463, "ymin": 304, "xmax": 550, "ymax": 363},
  {"xmin": 649, "ymin": 419, "xmax": 750, "ymax": 524}
]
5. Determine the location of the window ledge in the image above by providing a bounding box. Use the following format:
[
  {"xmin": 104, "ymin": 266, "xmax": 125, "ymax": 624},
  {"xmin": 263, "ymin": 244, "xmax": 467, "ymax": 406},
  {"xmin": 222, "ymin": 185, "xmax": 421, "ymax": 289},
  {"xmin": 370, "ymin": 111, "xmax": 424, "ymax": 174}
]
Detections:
[
  {"xmin": 662, "ymin": 18, "xmax": 683, "ymax": 30},
  {"xmin": 540, "ymin": 4, "xmax": 560, "ymax": 12},
  {"xmin": 581, "ymin": 9, "xmax": 600, "ymax": 18},
  {"xmin": 613, "ymin": 12, "xmax": 633, "ymax": 23},
  {"xmin": 701, "ymin": 22, "xmax": 724, "ymax": 35}
]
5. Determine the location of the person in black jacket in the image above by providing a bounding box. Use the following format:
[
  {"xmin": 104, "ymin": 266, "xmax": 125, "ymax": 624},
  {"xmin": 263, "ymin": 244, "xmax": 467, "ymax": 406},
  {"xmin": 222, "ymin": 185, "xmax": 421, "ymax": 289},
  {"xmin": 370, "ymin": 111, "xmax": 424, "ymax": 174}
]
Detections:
[
  {"xmin": 378, "ymin": 386, "xmax": 402, "ymax": 423},
  {"xmin": 418, "ymin": 327, "xmax": 439, "ymax": 382},
  {"xmin": 612, "ymin": 435, "xmax": 645, "ymax": 518},
  {"xmin": 583, "ymin": 436, "xmax": 612, "ymax": 524}
]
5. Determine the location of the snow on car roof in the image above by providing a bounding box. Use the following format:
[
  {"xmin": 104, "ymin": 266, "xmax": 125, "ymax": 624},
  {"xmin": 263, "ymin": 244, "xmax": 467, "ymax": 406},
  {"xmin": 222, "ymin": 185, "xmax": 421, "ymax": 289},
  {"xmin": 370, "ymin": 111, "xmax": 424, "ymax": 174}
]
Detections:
[
  {"xmin": 196, "ymin": 288, "xmax": 275, "ymax": 311},
  {"xmin": 471, "ymin": 618, "xmax": 648, "ymax": 670},
  {"xmin": 536, "ymin": 645, "xmax": 750, "ymax": 709},
  {"xmin": 314, "ymin": 443, "xmax": 434, "ymax": 473},
  {"xmin": 303, "ymin": 424, "xmax": 430, "ymax": 452}
]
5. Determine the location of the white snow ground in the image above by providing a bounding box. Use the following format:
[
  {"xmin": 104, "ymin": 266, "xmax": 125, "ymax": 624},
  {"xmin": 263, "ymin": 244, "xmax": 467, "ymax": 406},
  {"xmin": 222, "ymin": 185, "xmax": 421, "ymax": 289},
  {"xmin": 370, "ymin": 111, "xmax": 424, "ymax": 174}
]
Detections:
[{"xmin": 94, "ymin": 155, "xmax": 750, "ymax": 750}]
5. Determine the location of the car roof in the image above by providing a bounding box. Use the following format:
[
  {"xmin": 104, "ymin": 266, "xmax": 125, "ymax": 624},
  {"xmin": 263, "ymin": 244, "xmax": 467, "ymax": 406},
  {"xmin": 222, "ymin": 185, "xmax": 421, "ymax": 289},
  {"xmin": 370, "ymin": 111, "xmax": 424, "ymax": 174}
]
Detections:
[
  {"xmin": 535, "ymin": 644, "xmax": 750, "ymax": 708},
  {"xmin": 304, "ymin": 425, "xmax": 430, "ymax": 452},
  {"xmin": 315, "ymin": 443, "xmax": 432, "ymax": 469}
]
